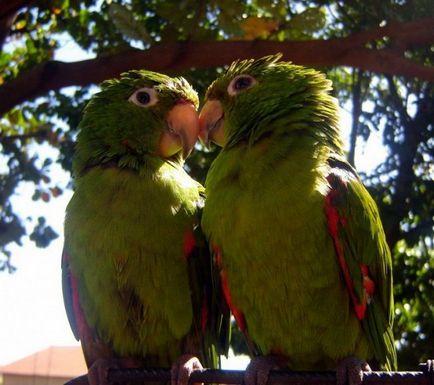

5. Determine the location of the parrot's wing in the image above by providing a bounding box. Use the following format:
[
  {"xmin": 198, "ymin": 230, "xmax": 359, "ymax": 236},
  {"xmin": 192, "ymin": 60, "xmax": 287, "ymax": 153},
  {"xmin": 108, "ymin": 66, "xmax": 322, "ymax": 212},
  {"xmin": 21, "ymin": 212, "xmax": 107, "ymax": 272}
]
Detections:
[
  {"xmin": 62, "ymin": 248, "xmax": 112, "ymax": 367},
  {"xmin": 211, "ymin": 244, "xmax": 261, "ymax": 359},
  {"xmin": 61, "ymin": 248, "xmax": 80, "ymax": 341},
  {"xmin": 185, "ymin": 194, "xmax": 231, "ymax": 369},
  {"xmin": 325, "ymin": 158, "xmax": 397, "ymax": 371}
]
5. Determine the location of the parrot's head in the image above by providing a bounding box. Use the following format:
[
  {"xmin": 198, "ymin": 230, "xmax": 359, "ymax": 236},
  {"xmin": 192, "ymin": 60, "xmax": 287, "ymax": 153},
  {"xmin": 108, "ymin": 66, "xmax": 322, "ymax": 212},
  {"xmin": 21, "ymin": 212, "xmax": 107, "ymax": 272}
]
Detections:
[
  {"xmin": 74, "ymin": 70, "xmax": 199, "ymax": 175},
  {"xmin": 199, "ymin": 54, "xmax": 343, "ymax": 153}
]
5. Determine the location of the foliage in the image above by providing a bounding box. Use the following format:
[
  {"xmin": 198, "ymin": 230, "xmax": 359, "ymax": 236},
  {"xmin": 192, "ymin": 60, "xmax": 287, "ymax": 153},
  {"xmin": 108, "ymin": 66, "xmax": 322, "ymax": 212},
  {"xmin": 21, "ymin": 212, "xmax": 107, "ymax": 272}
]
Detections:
[{"xmin": 0, "ymin": 0, "xmax": 432, "ymax": 367}]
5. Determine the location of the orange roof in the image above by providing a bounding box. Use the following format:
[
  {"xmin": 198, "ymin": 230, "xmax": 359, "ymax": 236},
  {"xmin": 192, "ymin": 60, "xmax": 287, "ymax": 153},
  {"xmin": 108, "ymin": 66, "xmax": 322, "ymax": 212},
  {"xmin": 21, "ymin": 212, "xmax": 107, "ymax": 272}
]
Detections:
[{"xmin": 0, "ymin": 346, "xmax": 87, "ymax": 378}]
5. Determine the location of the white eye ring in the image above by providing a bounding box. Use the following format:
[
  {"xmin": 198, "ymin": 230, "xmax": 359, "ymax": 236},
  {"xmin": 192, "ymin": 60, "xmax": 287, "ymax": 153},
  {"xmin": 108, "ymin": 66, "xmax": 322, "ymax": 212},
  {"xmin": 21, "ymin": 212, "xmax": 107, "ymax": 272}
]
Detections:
[
  {"xmin": 227, "ymin": 74, "xmax": 257, "ymax": 96},
  {"xmin": 128, "ymin": 87, "xmax": 158, "ymax": 107}
]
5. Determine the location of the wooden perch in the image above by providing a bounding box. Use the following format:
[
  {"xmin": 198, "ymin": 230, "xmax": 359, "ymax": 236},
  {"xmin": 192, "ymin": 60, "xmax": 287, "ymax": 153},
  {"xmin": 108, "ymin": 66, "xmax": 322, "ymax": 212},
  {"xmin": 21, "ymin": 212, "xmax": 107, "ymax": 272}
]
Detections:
[{"xmin": 65, "ymin": 361, "xmax": 433, "ymax": 385}]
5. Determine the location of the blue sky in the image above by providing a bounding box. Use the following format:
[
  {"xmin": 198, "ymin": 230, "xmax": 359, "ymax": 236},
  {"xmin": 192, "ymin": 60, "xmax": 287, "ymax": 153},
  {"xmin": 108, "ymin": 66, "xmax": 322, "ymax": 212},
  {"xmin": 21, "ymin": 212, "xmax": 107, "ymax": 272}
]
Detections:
[{"xmin": 0, "ymin": 34, "xmax": 387, "ymax": 367}]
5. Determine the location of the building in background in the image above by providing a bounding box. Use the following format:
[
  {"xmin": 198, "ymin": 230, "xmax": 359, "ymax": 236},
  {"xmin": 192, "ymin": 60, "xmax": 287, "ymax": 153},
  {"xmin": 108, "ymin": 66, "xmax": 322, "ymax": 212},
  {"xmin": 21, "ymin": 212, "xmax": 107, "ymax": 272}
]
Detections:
[{"xmin": 0, "ymin": 346, "xmax": 86, "ymax": 385}]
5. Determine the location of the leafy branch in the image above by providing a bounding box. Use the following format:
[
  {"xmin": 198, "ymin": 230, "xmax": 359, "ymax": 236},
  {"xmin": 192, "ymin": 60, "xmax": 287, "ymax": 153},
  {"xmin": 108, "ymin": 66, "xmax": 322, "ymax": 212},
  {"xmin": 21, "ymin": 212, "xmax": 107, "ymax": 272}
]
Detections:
[{"xmin": 0, "ymin": 16, "xmax": 433, "ymax": 115}]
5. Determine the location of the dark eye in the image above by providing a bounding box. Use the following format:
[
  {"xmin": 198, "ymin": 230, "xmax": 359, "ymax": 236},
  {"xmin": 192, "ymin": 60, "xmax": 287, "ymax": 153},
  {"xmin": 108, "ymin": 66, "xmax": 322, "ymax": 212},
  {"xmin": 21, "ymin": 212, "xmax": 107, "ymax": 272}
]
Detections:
[
  {"xmin": 136, "ymin": 91, "xmax": 150, "ymax": 104},
  {"xmin": 228, "ymin": 74, "xmax": 257, "ymax": 96},
  {"xmin": 235, "ymin": 77, "xmax": 252, "ymax": 90},
  {"xmin": 128, "ymin": 87, "xmax": 158, "ymax": 107}
]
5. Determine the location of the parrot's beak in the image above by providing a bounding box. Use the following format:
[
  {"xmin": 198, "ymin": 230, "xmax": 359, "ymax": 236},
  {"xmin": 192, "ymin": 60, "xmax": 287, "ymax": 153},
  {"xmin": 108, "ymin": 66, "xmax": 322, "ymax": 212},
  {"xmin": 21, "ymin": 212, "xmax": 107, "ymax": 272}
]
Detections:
[
  {"xmin": 160, "ymin": 101, "xmax": 199, "ymax": 160},
  {"xmin": 198, "ymin": 99, "xmax": 225, "ymax": 147}
]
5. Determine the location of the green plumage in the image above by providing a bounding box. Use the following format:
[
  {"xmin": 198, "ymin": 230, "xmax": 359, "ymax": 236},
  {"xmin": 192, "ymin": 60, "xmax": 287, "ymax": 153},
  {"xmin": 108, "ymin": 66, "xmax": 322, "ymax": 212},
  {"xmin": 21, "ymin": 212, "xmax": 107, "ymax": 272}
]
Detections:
[
  {"xmin": 201, "ymin": 55, "xmax": 396, "ymax": 370},
  {"xmin": 62, "ymin": 70, "xmax": 215, "ymax": 368}
]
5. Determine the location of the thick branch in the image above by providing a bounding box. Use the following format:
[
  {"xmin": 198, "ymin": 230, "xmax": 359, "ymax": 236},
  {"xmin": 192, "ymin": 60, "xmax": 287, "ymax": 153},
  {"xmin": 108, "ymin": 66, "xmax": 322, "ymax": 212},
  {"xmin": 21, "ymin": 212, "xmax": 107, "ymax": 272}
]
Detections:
[{"xmin": 1, "ymin": 17, "xmax": 433, "ymax": 115}]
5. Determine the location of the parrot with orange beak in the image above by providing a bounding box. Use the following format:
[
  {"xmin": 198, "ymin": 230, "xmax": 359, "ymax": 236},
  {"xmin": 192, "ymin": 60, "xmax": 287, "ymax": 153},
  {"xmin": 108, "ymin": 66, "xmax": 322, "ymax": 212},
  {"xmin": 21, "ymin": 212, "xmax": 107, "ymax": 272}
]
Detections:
[
  {"xmin": 199, "ymin": 55, "xmax": 397, "ymax": 385},
  {"xmin": 62, "ymin": 70, "xmax": 222, "ymax": 385}
]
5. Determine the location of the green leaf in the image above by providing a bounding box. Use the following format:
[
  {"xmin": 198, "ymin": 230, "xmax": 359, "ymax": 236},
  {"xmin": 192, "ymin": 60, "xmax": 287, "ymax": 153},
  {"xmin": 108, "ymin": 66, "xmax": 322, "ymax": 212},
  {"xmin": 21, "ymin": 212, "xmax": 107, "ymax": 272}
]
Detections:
[
  {"xmin": 108, "ymin": 3, "xmax": 151, "ymax": 43},
  {"xmin": 286, "ymin": 7, "xmax": 326, "ymax": 39},
  {"xmin": 15, "ymin": 20, "xmax": 27, "ymax": 30}
]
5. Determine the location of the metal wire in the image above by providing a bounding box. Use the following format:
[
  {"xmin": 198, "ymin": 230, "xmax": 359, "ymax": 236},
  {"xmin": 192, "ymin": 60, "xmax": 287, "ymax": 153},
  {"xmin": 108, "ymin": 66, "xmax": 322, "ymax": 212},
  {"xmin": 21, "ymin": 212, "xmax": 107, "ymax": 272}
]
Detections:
[{"xmin": 64, "ymin": 361, "xmax": 433, "ymax": 385}]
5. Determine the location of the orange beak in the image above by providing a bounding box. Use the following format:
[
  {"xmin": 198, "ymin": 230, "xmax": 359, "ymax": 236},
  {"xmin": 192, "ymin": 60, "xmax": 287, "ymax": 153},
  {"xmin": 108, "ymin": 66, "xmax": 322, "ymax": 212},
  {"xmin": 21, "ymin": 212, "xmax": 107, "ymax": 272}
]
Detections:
[
  {"xmin": 198, "ymin": 100, "xmax": 225, "ymax": 147},
  {"xmin": 159, "ymin": 102, "xmax": 199, "ymax": 160}
]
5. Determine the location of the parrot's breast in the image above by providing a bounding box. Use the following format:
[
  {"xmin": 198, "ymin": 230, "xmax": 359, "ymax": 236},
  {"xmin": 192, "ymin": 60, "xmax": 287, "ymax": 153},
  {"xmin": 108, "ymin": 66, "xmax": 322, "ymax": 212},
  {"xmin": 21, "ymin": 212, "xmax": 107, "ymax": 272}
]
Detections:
[
  {"xmin": 203, "ymin": 144, "xmax": 369, "ymax": 369},
  {"xmin": 64, "ymin": 164, "xmax": 201, "ymax": 364}
]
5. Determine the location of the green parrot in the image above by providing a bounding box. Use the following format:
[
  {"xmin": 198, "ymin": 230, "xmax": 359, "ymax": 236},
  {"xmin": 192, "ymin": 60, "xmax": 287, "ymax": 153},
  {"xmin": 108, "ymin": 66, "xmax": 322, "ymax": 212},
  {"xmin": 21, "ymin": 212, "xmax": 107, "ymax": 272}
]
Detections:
[
  {"xmin": 62, "ymin": 70, "xmax": 225, "ymax": 385},
  {"xmin": 198, "ymin": 55, "xmax": 397, "ymax": 385}
]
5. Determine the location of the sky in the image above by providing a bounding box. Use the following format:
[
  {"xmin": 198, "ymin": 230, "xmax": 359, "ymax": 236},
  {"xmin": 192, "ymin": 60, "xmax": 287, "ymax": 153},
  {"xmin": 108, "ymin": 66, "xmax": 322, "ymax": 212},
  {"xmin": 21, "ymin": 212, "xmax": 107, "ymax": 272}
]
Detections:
[{"xmin": 0, "ymin": 34, "xmax": 388, "ymax": 368}]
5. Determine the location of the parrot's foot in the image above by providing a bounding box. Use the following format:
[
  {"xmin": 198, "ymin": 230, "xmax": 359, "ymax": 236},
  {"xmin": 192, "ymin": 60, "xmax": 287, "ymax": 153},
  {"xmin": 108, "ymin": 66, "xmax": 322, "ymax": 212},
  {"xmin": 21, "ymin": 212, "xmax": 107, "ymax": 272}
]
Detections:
[
  {"xmin": 244, "ymin": 355, "xmax": 280, "ymax": 385},
  {"xmin": 336, "ymin": 356, "xmax": 371, "ymax": 385},
  {"xmin": 87, "ymin": 358, "xmax": 118, "ymax": 385},
  {"xmin": 171, "ymin": 354, "xmax": 203, "ymax": 385}
]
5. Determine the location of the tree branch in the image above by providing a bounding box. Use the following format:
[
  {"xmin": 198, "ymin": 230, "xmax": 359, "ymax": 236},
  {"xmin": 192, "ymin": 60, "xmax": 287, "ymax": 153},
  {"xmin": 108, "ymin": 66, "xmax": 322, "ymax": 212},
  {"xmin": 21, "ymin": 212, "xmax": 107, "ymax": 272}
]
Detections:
[
  {"xmin": 0, "ymin": 129, "xmax": 49, "ymax": 143},
  {"xmin": 1, "ymin": 17, "xmax": 433, "ymax": 115},
  {"xmin": 384, "ymin": 76, "xmax": 426, "ymax": 250},
  {"xmin": 348, "ymin": 69, "xmax": 363, "ymax": 167},
  {"xmin": 0, "ymin": 0, "xmax": 35, "ymax": 50},
  {"xmin": 0, "ymin": 0, "xmax": 35, "ymax": 19}
]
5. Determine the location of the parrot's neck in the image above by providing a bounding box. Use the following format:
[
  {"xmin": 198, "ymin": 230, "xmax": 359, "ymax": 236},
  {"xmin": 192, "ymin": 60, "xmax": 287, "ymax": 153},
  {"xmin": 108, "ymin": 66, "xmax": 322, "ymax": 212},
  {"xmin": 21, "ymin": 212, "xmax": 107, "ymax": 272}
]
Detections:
[
  {"xmin": 75, "ymin": 151, "xmax": 184, "ymax": 177},
  {"xmin": 213, "ymin": 133, "xmax": 331, "ymax": 195},
  {"xmin": 226, "ymin": 113, "xmax": 343, "ymax": 157},
  {"xmin": 225, "ymin": 126, "xmax": 334, "ymax": 165}
]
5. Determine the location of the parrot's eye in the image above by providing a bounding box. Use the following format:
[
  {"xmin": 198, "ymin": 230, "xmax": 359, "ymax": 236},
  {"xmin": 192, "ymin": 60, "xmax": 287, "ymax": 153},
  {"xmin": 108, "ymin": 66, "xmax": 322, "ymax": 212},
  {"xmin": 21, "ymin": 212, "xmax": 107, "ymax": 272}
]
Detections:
[
  {"xmin": 128, "ymin": 87, "xmax": 158, "ymax": 107},
  {"xmin": 227, "ymin": 75, "xmax": 257, "ymax": 96}
]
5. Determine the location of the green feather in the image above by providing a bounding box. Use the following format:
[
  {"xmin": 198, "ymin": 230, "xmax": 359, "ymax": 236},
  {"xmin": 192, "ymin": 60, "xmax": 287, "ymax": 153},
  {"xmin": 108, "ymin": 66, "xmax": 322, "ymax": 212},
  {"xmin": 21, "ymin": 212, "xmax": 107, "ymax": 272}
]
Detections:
[
  {"xmin": 74, "ymin": 70, "xmax": 198, "ymax": 175},
  {"xmin": 328, "ymin": 158, "xmax": 397, "ymax": 370},
  {"xmin": 201, "ymin": 55, "xmax": 396, "ymax": 371},
  {"xmin": 206, "ymin": 54, "xmax": 342, "ymax": 153},
  {"xmin": 63, "ymin": 70, "xmax": 222, "ymax": 369}
]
